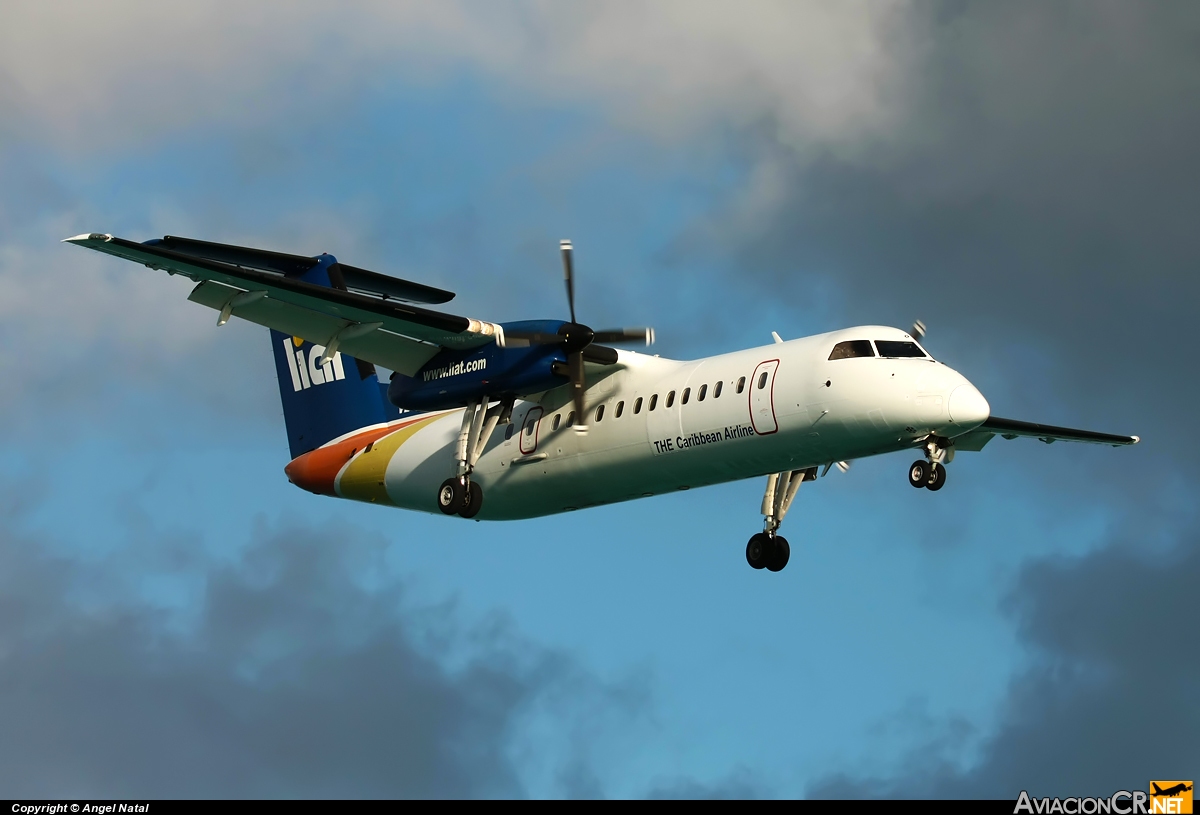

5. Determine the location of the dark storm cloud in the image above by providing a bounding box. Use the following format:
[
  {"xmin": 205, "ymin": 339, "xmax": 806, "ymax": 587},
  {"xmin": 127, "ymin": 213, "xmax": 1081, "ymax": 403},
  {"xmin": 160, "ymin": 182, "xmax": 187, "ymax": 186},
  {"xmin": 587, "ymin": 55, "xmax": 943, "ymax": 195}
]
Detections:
[
  {"xmin": 808, "ymin": 528, "xmax": 1200, "ymax": 798},
  {"xmin": 724, "ymin": 5, "xmax": 1200, "ymax": 797},
  {"xmin": 0, "ymin": 510, "xmax": 644, "ymax": 798},
  {"xmin": 722, "ymin": 1, "xmax": 1200, "ymax": 463}
]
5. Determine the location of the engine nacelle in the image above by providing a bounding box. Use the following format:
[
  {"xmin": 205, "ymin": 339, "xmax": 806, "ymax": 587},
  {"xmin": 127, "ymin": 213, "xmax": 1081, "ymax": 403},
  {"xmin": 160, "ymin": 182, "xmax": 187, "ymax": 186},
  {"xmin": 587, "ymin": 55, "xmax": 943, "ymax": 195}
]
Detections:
[{"xmin": 387, "ymin": 321, "xmax": 568, "ymax": 410}]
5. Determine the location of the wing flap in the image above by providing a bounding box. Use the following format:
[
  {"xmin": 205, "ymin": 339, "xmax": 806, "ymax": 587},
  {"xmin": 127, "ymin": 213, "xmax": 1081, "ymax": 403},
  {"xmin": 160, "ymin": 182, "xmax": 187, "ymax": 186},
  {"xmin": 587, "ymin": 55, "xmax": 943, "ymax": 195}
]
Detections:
[
  {"xmin": 65, "ymin": 233, "xmax": 497, "ymax": 351},
  {"xmin": 332, "ymin": 263, "xmax": 455, "ymax": 305},
  {"xmin": 952, "ymin": 430, "xmax": 995, "ymax": 452},
  {"xmin": 188, "ymin": 281, "xmax": 440, "ymax": 375},
  {"xmin": 963, "ymin": 416, "xmax": 1139, "ymax": 448},
  {"xmin": 151, "ymin": 235, "xmax": 318, "ymax": 276}
]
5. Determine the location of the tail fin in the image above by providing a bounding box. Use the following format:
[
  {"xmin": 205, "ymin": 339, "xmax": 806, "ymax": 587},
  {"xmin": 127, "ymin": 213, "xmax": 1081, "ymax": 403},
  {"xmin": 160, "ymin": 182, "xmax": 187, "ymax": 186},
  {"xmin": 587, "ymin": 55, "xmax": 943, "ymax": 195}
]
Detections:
[
  {"xmin": 1153, "ymin": 784, "xmax": 1163, "ymax": 795},
  {"xmin": 269, "ymin": 254, "xmax": 400, "ymax": 458}
]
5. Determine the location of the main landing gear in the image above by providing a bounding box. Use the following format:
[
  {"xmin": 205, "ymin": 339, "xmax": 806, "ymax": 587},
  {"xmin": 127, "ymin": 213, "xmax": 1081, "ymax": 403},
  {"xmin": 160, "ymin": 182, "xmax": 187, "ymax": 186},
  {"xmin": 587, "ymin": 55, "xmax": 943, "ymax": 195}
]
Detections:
[
  {"xmin": 746, "ymin": 532, "xmax": 790, "ymax": 572},
  {"xmin": 745, "ymin": 465, "xmax": 817, "ymax": 572},
  {"xmin": 436, "ymin": 396, "xmax": 513, "ymax": 519},
  {"xmin": 438, "ymin": 476, "xmax": 484, "ymax": 518},
  {"xmin": 908, "ymin": 435, "xmax": 952, "ymax": 492}
]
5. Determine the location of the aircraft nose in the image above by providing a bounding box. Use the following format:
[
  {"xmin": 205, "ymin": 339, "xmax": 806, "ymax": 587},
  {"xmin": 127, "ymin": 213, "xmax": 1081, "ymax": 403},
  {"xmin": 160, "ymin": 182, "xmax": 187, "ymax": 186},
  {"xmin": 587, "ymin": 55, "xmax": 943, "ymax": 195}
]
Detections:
[{"xmin": 948, "ymin": 383, "xmax": 990, "ymax": 429}]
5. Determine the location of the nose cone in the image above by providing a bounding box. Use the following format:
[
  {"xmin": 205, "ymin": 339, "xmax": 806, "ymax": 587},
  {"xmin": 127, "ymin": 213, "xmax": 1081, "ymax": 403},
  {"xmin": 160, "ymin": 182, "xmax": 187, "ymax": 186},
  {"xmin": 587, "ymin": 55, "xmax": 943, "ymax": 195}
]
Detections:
[{"xmin": 948, "ymin": 384, "xmax": 990, "ymax": 429}]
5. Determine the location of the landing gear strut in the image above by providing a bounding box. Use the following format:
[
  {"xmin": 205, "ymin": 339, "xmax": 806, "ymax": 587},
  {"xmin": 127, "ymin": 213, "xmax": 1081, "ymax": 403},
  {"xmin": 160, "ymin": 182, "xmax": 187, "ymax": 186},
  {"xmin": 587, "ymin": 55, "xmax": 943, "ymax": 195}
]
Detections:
[
  {"xmin": 745, "ymin": 466, "xmax": 816, "ymax": 572},
  {"xmin": 908, "ymin": 435, "xmax": 952, "ymax": 491},
  {"xmin": 435, "ymin": 396, "xmax": 512, "ymax": 518}
]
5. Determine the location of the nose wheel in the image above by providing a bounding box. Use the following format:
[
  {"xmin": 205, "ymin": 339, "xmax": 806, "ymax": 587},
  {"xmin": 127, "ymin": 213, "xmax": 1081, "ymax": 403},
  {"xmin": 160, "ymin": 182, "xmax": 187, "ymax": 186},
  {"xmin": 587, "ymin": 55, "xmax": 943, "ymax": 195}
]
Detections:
[
  {"xmin": 908, "ymin": 437, "xmax": 951, "ymax": 491},
  {"xmin": 927, "ymin": 462, "xmax": 946, "ymax": 491},
  {"xmin": 908, "ymin": 460, "xmax": 947, "ymax": 490}
]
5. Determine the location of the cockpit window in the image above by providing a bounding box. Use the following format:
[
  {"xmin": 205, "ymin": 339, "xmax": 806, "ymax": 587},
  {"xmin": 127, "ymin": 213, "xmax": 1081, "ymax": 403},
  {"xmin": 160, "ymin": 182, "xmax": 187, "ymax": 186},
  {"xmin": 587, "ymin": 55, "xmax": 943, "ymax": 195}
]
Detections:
[
  {"xmin": 828, "ymin": 340, "xmax": 875, "ymax": 360},
  {"xmin": 875, "ymin": 340, "xmax": 928, "ymax": 358}
]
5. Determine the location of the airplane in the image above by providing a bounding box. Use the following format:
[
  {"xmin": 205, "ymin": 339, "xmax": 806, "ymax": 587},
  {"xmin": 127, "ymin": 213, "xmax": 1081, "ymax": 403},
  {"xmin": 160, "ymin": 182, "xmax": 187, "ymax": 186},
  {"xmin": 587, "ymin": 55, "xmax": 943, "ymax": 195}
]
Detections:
[
  {"xmin": 64, "ymin": 233, "xmax": 1140, "ymax": 572},
  {"xmin": 1152, "ymin": 784, "xmax": 1193, "ymax": 798}
]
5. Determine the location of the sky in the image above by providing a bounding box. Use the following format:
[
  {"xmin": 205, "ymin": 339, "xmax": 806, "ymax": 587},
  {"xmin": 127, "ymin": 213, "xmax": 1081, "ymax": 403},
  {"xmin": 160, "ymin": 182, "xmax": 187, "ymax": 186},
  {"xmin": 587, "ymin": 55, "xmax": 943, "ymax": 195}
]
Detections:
[{"xmin": 0, "ymin": 0, "xmax": 1196, "ymax": 799}]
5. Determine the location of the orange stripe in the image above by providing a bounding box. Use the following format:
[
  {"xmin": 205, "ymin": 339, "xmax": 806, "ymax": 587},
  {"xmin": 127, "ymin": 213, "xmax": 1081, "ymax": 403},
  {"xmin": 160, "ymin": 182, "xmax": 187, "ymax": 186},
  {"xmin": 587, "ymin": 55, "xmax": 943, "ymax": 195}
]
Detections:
[{"xmin": 283, "ymin": 415, "xmax": 435, "ymax": 496}]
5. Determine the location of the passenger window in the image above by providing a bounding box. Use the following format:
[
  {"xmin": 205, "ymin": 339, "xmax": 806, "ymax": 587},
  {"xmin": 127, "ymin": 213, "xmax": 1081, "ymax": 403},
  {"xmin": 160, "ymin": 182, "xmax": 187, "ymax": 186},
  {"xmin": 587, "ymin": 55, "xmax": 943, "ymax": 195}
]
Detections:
[
  {"xmin": 634, "ymin": 397, "xmax": 643, "ymax": 414},
  {"xmin": 525, "ymin": 420, "xmax": 535, "ymax": 437},
  {"xmin": 505, "ymin": 424, "xmax": 515, "ymax": 440},
  {"xmin": 714, "ymin": 381, "xmax": 723, "ymax": 398},
  {"xmin": 566, "ymin": 411, "xmax": 576, "ymax": 427},
  {"xmin": 698, "ymin": 384, "xmax": 707, "ymax": 401},
  {"xmin": 649, "ymin": 394, "xmax": 658, "ymax": 411},
  {"xmin": 828, "ymin": 340, "xmax": 875, "ymax": 360},
  {"xmin": 666, "ymin": 391, "xmax": 676, "ymax": 408},
  {"xmin": 616, "ymin": 401, "xmax": 624, "ymax": 418},
  {"xmin": 596, "ymin": 404, "xmax": 605, "ymax": 422},
  {"xmin": 875, "ymin": 340, "xmax": 927, "ymax": 358},
  {"xmin": 682, "ymin": 388, "xmax": 690, "ymax": 405},
  {"xmin": 552, "ymin": 414, "xmax": 561, "ymax": 431},
  {"xmin": 736, "ymin": 377, "xmax": 746, "ymax": 394},
  {"xmin": 757, "ymin": 371, "xmax": 768, "ymax": 389}
]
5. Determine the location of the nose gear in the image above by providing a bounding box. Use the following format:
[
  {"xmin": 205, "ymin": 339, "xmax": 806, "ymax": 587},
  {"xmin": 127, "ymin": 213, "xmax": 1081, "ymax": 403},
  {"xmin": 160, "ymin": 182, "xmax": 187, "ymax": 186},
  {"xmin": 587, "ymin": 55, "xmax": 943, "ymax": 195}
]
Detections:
[{"xmin": 908, "ymin": 435, "xmax": 953, "ymax": 491}]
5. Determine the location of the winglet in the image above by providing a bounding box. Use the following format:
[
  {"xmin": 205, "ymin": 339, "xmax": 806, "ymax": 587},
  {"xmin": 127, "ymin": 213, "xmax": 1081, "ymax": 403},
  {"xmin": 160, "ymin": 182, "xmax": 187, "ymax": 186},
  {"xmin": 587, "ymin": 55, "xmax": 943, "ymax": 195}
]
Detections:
[{"xmin": 62, "ymin": 233, "xmax": 113, "ymax": 244}]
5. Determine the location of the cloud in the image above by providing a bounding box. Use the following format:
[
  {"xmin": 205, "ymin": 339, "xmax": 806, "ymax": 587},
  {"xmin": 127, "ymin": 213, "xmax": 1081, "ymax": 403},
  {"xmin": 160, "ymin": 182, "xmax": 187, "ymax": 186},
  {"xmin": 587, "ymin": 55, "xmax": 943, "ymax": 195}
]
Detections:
[
  {"xmin": 807, "ymin": 528, "xmax": 1200, "ymax": 798},
  {"xmin": 1, "ymin": 2, "xmax": 914, "ymax": 157},
  {"xmin": 0, "ymin": 504, "xmax": 646, "ymax": 797},
  {"xmin": 0, "ymin": 217, "xmax": 280, "ymax": 434},
  {"xmin": 702, "ymin": 3, "xmax": 1200, "ymax": 478},
  {"xmin": 647, "ymin": 769, "xmax": 765, "ymax": 800}
]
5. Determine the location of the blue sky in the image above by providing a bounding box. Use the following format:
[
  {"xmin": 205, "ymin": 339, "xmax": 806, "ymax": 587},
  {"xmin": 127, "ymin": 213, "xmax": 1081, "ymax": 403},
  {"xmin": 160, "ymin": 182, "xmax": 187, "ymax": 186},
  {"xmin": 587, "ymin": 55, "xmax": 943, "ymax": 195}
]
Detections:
[{"xmin": 1, "ymin": 1, "xmax": 1194, "ymax": 799}]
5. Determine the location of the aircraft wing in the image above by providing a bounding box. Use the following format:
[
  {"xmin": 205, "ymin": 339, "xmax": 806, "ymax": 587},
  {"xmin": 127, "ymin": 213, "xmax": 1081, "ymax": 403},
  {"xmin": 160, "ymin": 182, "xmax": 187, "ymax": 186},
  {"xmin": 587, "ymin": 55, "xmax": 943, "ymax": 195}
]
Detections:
[
  {"xmin": 954, "ymin": 416, "xmax": 1140, "ymax": 451},
  {"xmin": 64, "ymin": 233, "xmax": 503, "ymax": 375}
]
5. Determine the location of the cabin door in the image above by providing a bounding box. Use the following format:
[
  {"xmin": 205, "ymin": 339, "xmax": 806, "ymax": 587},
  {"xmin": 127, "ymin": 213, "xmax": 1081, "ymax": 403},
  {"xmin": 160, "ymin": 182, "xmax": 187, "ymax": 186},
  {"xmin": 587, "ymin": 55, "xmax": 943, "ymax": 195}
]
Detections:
[
  {"xmin": 749, "ymin": 359, "xmax": 780, "ymax": 435},
  {"xmin": 519, "ymin": 407, "xmax": 543, "ymax": 454}
]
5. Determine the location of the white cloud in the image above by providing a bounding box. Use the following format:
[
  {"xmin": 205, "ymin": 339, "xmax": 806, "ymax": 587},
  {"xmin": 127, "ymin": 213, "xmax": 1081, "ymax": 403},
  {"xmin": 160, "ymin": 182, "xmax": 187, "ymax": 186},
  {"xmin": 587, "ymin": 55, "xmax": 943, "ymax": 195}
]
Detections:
[
  {"xmin": 0, "ymin": 216, "xmax": 214, "ymax": 417},
  {"xmin": 1, "ymin": 1, "xmax": 915, "ymax": 159}
]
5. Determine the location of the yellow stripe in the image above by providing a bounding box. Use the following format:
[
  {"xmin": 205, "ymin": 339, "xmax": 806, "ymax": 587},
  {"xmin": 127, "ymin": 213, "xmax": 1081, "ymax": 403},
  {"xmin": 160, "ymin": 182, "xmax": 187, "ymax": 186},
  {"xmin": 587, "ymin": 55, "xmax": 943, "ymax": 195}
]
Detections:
[{"xmin": 337, "ymin": 415, "xmax": 443, "ymax": 505}]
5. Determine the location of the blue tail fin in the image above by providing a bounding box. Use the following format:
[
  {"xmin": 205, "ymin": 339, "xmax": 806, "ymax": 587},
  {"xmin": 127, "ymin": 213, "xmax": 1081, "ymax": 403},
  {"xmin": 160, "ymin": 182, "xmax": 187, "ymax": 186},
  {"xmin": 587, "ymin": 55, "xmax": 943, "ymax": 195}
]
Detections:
[{"xmin": 269, "ymin": 254, "xmax": 400, "ymax": 458}]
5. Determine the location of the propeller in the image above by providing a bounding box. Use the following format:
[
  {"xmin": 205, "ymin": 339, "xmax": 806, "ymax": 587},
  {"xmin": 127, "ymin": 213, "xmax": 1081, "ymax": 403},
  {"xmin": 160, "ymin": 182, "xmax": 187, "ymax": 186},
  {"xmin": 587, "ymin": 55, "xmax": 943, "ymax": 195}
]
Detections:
[
  {"xmin": 911, "ymin": 319, "xmax": 927, "ymax": 343},
  {"xmin": 821, "ymin": 460, "xmax": 853, "ymax": 477},
  {"xmin": 505, "ymin": 240, "xmax": 655, "ymax": 432}
]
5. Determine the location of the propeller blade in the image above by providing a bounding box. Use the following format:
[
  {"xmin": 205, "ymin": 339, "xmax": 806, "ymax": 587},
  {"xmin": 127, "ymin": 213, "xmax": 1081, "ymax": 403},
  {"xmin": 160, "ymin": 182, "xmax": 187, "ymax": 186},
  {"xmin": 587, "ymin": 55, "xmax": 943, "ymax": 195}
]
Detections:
[
  {"xmin": 561, "ymin": 239, "xmax": 576, "ymax": 324},
  {"xmin": 911, "ymin": 319, "xmax": 926, "ymax": 342},
  {"xmin": 821, "ymin": 460, "xmax": 853, "ymax": 477},
  {"xmin": 580, "ymin": 344, "xmax": 619, "ymax": 365},
  {"xmin": 569, "ymin": 350, "xmax": 587, "ymax": 431},
  {"xmin": 592, "ymin": 327, "xmax": 655, "ymax": 346}
]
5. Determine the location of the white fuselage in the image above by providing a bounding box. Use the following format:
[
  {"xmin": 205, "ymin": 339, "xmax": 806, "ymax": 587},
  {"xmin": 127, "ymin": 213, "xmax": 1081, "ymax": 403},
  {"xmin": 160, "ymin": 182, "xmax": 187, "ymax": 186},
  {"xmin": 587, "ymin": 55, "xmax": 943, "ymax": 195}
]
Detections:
[{"xmin": 325, "ymin": 326, "xmax": 988, "ymax": 519}]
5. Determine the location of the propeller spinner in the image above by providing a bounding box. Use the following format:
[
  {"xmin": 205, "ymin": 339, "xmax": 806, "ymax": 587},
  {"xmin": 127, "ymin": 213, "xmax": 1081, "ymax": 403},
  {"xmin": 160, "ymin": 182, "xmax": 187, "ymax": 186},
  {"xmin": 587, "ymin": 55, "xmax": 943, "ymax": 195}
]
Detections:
[{"xmin": 505, "ymin": 240, "xmax": 655, "ymax": 432}]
